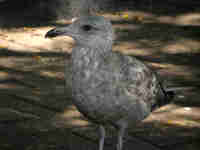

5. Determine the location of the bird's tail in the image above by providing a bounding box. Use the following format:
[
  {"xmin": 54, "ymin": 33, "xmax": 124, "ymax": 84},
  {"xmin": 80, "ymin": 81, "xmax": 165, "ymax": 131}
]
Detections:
[
  {"xmin": 158, "ymin": 79, "xmax": 194, "ymax": 105},
  {"xmin": 151, "ymin": 83, "xmax": 193, "ymax": 111},
  {"xmin": 163, "ymin": 86, "xmax": 194, "ymax": 103}
]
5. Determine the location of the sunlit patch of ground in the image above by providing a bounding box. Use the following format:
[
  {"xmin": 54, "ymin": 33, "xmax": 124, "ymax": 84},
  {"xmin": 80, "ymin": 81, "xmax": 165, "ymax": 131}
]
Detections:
[
  {"xmin": 0, "ymin": 27, "xmax": 74, "ymax": 53},
  {"xmin": 106, "ymin": 10, "xmax": 200, "ymax": 26},
  {"xmin": 147, "ymin": 104, "xmax": 200, "ymax": 128},
  {"xmin": 52, "ymin": 105, "xmax": 90, "ymax": 128},
  {"xmin": 162, "ymin": 39, "xmax": 200, "ymax": 54},
  {"xmin": 175, "ymin": 13, "xmax": 200, "ymax": 25}
]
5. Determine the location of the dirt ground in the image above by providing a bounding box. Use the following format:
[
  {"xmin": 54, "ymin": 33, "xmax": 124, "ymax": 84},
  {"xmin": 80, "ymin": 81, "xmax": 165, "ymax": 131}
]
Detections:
[{"xmin": 0, "ymin": 2, "xmax": 200, "ymax": 150}]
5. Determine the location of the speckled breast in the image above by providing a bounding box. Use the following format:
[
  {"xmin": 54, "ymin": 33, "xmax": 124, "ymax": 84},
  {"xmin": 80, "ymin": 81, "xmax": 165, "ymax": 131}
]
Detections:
[{"xmin": 72, "ymin": 56, "xmax": 150, "ymax": 124}]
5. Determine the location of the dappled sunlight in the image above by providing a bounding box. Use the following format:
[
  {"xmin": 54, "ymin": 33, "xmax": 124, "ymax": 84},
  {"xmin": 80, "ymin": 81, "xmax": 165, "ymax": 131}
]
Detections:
[
  {"xmin": 157, "ymin": 15, "xmax": 176, "ymax": 24},
  {"xmin": 104, "ymin": 10, "xmax": 156, "ymax": 23},
  {"xmin": 110, "ymin": 11, "xmax": 200, "ymax": 61},
  {"xmin": 55, "ymin": 19, "xmax": 74, "ymax": 25},
  {"xmin": 0, "ymin": 81, "xmax": 25, "ymax": 89},
  {"xmin": 39, "ymin": 70, "xmax": 64, "ymax": 79},
  {"xmin": 106, "ymin": 10, "xmax": 200, "ymax": 26},
  {"xmin": 0, "ymin": 57, "xmax": 22, "ymax": 68},
  {"xmin": 162, "ymin": 39, "xmax": 200, "ymax": 54},
  {"xmin": 152, "ymin": 63, "xmax": 195, "ymax": 77},
  {"xmin": 0, "ymin": 27, "xmax": 73, "ymax": 53},
  {"xmin": 145, "ymin": 104, "xmax": 200, "ymax": 128},
  {"xmin": 175, "ymin": 13, "xmax": 200, "ymax": 26},
  {"xmin": 170, "ymin": 107, "xmax": 200, "ymax": 121},
  {"xmin": 113, "ymin": 42, "xmax": 154, "ymax": 56},
  {"xmin": 149, "ymin": 62, "xmax": 176, "ymax": 69},
  {"xmin": 116, "ymin": 47, "xmax": 153, "ymax": 56},
  {"xmin": 0, "ymin": 27, "xmax": 51, "ymax": 52},
  {"xmin": 0, "ymin": 71, "xmax": 9, "ymax": 80},
  {"xmin": 0, "ymin": 4, "xmax": 200, "ymax": 149},
  {"xmin": 113, "ymin": 23, "xmax": 141, "ymax": 31},
  {"xmin": 52, "ymin": 105, "xmax": 90, "ymax": 128},
  {"xmin": 0, "ymin": 71, "xmax": 34, "ymax": 91}
]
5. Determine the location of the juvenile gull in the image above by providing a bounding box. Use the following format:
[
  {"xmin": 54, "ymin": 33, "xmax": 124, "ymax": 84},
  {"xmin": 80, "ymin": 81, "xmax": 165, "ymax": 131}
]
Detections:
[{"xmin": 45, "ymin": 16, "xmax": 173, "ymax": 150}]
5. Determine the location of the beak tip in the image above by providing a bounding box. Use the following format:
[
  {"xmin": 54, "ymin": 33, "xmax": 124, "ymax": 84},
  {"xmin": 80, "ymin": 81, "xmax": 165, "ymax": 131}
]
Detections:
[
  {"xmin": 44, "ymin": 33, "xmax": 49, "ymax": 38},
  {"xmin": 45, "ymin": 28, "xmax": 58, "ymax": 38},
  {"xmin": 45, "ymin": 25, "xmax": 71, "ymax": 39}
]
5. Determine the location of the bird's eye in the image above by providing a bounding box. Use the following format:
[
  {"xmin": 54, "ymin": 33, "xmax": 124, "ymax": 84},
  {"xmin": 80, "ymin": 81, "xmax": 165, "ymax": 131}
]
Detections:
[{"xmin": 82, "ymin": 25, "xmax": 92, "ymax": 31}]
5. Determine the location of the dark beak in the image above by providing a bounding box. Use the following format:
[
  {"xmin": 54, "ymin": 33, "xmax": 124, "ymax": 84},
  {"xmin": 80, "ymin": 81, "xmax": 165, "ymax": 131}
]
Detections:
[{"xmin": 45, "ymin": 26, "xmax": 71, "ymax": 38}]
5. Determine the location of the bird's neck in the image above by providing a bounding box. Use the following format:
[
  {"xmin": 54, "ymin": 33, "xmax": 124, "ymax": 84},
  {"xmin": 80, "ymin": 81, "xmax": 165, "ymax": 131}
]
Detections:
[{"xmin": 72, "ymin": 45, "xmax": 112, "ymax": 66}]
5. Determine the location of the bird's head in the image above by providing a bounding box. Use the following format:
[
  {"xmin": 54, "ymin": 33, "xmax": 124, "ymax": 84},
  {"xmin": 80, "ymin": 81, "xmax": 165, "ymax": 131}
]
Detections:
[{"xmin": 45, "ymin": 16, "xmax": 114, "ymax": 51}]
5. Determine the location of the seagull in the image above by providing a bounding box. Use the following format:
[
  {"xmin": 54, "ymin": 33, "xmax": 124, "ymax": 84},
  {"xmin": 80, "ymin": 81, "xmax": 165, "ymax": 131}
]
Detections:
[{"xmin": 45, "ymin": 15, "xmax": 174, "ymax": 150}]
